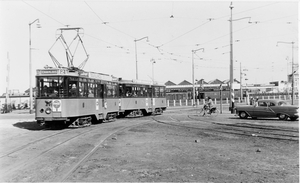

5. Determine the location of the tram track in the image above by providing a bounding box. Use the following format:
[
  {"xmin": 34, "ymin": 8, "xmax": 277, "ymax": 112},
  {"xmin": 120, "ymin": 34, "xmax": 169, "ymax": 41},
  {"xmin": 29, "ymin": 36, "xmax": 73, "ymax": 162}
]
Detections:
[
  {"xmin": 1, "ymin": 126, "xmax": 101, "ymax": 176},
  {"xmin": 0, "ymin": 128, "xmax": 75, "ymax": 158},
  {"xmin": 0, "ymin": 116, "xmax": 154, "ymax": 182},
  {"xmin": 188, "ymin": 115, "xmax": 299, "ymax": 137},
  {"xmin": 58, "ymin": 120, "xmax": 150, "ymax": 182},
  {"xmin": 151, "ymin": 114, "xmax": 299, "ymax": 141}
]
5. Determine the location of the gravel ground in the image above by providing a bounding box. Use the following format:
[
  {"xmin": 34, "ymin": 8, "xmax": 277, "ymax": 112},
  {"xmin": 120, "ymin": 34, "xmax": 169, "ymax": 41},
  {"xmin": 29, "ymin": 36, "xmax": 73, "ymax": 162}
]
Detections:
[{"xmin": 0, "ymin": 108, "xmax": 298, "ymax": 182}]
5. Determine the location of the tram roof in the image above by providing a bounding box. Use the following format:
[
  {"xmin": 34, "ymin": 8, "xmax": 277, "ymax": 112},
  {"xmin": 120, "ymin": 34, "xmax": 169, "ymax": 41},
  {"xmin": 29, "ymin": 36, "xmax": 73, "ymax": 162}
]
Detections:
[
  {"xmin": 36, "ymin": 68, "xmax": 116, "ymax": 82},
  {"xmin": 119, "ymin": 79, "xmax": 165, "ymax": 86},
  {"xmin": 36, "ymin": 68, "xmax": 165, "ymax": 86}
]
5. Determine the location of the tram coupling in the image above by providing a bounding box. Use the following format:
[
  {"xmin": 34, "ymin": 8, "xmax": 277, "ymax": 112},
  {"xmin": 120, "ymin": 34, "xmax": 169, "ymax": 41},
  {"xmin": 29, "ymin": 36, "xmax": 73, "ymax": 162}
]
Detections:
[{"xmin": 103, "ymin": 113, "xmax": 117, "ymax": 123}]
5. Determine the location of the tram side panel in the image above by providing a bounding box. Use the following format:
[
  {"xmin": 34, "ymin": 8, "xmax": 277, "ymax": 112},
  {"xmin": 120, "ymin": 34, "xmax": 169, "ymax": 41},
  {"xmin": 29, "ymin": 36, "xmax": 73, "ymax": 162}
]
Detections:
[
  {"xmin": 120, "ymin": 97, "xmax": 152, "ymax": 115},
  {"xmin": 60, "ymin": 98, "xmax": 119, "ymax": 120},
  {"xmin": 153, "ymin": 97, "xmax": 167, "ymax": 111},
  {"xmin": 35, "ymin": 98, "xmax": 119, "ymax": 122}
]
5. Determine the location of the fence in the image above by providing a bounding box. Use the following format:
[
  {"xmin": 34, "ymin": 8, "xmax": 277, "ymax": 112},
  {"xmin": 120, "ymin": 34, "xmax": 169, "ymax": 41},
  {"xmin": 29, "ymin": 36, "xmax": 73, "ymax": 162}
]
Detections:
[{"xmin": 167, "ymin": 95, "xmax": 299, "ymax": 107}]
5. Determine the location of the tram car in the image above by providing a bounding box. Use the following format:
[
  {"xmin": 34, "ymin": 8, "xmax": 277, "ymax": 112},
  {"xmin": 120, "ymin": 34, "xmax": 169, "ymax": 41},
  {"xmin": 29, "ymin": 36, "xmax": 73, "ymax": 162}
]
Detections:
[
  {"xmin": 118, "ymin": 79, "xmax": 166, "ymax": 117},
  {"xmin": 35, "ymin": 67, "xmax": 167, "ymax": 127}
]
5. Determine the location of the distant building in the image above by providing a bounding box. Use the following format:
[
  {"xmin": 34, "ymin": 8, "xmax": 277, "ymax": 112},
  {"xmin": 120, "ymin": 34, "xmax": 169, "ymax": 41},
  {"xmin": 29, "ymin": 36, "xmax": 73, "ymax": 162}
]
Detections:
[
  {"xmin": 165, "ymin": 78, "xmax": 241, "ymax": 100},
  {"xmin": 165, "ymin": 77, "xmax": 298, "ymax": 101}
]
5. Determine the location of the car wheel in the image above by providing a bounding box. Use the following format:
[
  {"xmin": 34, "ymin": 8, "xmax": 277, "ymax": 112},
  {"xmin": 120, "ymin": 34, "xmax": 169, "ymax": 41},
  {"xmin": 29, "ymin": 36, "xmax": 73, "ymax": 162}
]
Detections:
[
  {"xmin": 239, "ymin": 111, "xmax": 248, "ymax": 119},
  {"xmin": 278, "ymin": 114, "xmax": 287, "ymax": 120},
  {"xmin": 290, "ymin": 117, "xmax": 298, "ymax": 121}
]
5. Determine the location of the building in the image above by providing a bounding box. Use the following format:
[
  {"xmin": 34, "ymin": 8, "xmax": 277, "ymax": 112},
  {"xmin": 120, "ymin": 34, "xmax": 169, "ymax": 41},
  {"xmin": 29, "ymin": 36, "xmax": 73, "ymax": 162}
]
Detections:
[
  {"xmin": 165, "ymin": 78, "xmax": 298, "ymax": 101},
  {"xmin": 165, "ymin": 78, "xmax": 242, "ymax": 101}
]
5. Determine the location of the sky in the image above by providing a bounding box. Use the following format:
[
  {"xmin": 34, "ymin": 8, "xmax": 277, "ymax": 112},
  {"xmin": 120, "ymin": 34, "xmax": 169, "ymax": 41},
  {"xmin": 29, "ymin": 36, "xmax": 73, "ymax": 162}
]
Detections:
[{"xmin": 0, "ymin": 0, "xmax": 298, "ymax": 94}]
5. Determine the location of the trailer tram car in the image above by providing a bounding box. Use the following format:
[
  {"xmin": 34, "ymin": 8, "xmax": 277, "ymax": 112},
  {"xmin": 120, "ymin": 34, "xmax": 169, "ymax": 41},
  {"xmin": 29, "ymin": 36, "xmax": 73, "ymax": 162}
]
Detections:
[
  {"xmin": 35, "ymin": 67, "xmax": 167, "ymax": 127},
  {"xmin": 118, "ymin": 79, "xmax": 167, "ymax": 117}
]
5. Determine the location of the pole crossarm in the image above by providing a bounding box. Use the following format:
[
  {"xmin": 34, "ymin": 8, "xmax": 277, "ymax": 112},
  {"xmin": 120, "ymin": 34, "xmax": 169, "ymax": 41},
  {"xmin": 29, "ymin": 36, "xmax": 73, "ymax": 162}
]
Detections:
[
  {"xmin": 134, "ymin": 36, "xmax": 149, "ymax": 42},
  {"xmin": 192, "ymin": 48, "xmax": 204, "ymax": 53},
  {"xmin": 29, "ymin": 19, "xmax": 39, "ymax": 26},
  {"xmin": 276, "ymin": 41, "xmax": 295, "ymax": 46},
  {"xmin": 231, "ymin": 17, "xmax": 251, "ymax": 22}
]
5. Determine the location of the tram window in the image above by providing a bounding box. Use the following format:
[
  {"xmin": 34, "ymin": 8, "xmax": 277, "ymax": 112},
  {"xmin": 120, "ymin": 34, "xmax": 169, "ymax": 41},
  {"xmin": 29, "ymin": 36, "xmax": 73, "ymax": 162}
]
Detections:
[
  {"xmin": 88, "ymin": 83, "xmax": 95, "ymax": 98},
  {"xmin": 140, "ymin": 87, "xmax": 146, "ymax": 97},
  {"xmin": 147, "ymin": 87, "xmax": 152, "ymax": 97},
  {"xmin": 125, "ymin": 86, "xmax": 133, "ymax": 97},
  {"xmin": 79, "ymin": 81, "xmax": 88, "ymax": 97},
  {"xmin": 113, "ymin": 84, "xmax": 118, "ymax": 98},
  {"xmin": 160, "ymin": 87, "xmax": 165, "ymax": 97},
  {"xmin": 119, "ymin": 84, "xmax": 124, "ymax": 97},
  {"xmin": 154, "ymin": 87, "xmax": 159, "ymax": 97},
  {"xmin": 59, "ymin": 77, "xmax": 68, "ymax": 98},
  {"xmin": 95, "ymin": 84, "xmax": 104, "ymax": 98},
  {"xmin": 68, "ymin": 77, "xmax": 78, "ymax": 97},
  {"xmin": 133, "ymin": 87, "xmax": 139, "ymax": 97},
  {"xmin": 37, "ymin": 77, "xmax": 61, "ymax": 98},
  {"xmin": 106, "ymin": 83, "xmax": 118, "ymax": 98}
]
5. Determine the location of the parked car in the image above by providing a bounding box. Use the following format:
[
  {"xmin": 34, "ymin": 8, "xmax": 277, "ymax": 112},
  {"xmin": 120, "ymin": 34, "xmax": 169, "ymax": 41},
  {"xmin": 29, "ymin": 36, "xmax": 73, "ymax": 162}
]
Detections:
[{"xmin": 235, "ymin": 99, "xmax": 299, "ymax": 121}]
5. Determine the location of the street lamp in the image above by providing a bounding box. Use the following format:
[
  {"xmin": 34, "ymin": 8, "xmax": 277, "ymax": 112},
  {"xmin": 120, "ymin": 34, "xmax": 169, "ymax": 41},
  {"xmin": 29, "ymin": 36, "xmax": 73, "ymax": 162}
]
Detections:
[
  {"xmin": 277, "ymin": 41, "xmax": 295, "ymax": 105},
  {"xmin": 192, "ymin": 48, "xmax": 204, "ymax": 106},
  {"xmin": 150, "ymin": 58, "xmax": 156, "ymax": 84},
  {"xmin": 134, "ymin": 36, "xmax": 149, "ymax": 80},
  {"xmin": 29, "ymin": 18, "xmax": 41, "ymax": 114},
  {"xmin": 229, "ymin": 2, "xmax": 251, "ymax": 113}
]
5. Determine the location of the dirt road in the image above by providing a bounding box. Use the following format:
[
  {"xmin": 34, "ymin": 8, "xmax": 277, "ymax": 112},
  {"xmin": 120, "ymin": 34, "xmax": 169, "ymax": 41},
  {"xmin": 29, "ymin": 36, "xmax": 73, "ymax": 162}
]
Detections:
[{"xmin": 0, "ymin": 108, "xmax": 298, "ymax": 182}]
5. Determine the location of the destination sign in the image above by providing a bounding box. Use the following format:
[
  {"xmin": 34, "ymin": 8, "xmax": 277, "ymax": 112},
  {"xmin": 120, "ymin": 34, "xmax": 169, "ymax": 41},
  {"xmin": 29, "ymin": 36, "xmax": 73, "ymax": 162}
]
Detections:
[
  {"xmin": 37, "ymin": 69, "xmax": 58, "ymax": 75},
  {"xmin": 36, "ymin": 68, "xmax": 73, "ymax": 75},
  {"xmin": 88, "ymin": 72, "xmax": 112, "ymax": 81}
]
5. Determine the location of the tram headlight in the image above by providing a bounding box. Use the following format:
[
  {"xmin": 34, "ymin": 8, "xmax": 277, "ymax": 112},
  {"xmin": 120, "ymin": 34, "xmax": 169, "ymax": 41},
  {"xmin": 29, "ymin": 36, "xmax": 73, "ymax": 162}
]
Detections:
[
  {"xmin": 45, "ymin": 108, "xmax": 52, "ymax": 114},
  {"xmin": 40, "ymin": 109, "xmax": 44, "ymax": 113}
]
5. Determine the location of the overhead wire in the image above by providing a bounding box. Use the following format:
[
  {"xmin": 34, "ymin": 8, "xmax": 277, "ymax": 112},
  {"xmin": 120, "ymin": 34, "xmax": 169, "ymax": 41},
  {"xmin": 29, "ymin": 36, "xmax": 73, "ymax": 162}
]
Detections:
[
  {"xmin": 84, "ymin": 1, "xmax": 135, "ymax": 39},
  {"xmin": 22, "ymin": 1, "xmax": 296, "ymax": 71},
  {"xmin": 158, "ymin": 19, "xmax": 212, "ymax": 47},
  {"xmin": 22, "ymin": 0, "xmax": 65, "ymax": 26}
]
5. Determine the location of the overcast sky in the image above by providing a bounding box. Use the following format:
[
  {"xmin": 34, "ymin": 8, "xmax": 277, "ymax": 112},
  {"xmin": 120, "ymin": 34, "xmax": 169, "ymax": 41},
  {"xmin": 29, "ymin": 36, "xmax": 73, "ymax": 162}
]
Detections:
[{"xmin": 0, "ymin": 0, "xmax": 298, "ymax": 94}]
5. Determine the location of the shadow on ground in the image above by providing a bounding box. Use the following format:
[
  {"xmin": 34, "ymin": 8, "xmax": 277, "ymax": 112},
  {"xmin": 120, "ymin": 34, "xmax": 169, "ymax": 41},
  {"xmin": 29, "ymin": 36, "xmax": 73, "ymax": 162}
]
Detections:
[
  {"xmin": 13, "ymin": 121, "xmax": 66, "ymax": 131},
  {"xmin": 228, "ymin": 117, "xmax": 298, "ymax": 122}
]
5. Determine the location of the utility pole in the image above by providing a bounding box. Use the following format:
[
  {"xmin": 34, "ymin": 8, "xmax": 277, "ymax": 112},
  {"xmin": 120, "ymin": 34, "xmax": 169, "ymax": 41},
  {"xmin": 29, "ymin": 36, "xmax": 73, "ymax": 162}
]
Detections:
[
  {"xmin": 29, "ymin": 18, "xmax": 41, "ymax": 114},
  {"xmin": 150, "ymin": 58, "xmax": 156, "ymax": 84},
  {"xmin": 6, "ymin": 52, "xmax": 10, "ymax": 112},
  {"xmin": 276, "ymin": 41, "xmax": 295, "ymax": 105},
  {"xmin": 229, "ymin": 2, "xmax": 234, "ymax": 113},
  {"xmin": 240, "ymin": 62, "xmax": 242, "ymax": 102},
  {"xmin": 134, "ymin": 36, "xmax": 149, "ymax": 80},
  {"xmin": 192, "ymin": 48, "xmax": 204, "ymax": 106}
]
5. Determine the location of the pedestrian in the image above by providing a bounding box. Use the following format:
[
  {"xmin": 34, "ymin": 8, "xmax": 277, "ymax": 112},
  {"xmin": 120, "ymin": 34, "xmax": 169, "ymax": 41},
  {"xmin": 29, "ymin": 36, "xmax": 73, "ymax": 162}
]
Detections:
[{"xmin": 250, "ymin": 97, "xmax": 254, "ymax": 105}]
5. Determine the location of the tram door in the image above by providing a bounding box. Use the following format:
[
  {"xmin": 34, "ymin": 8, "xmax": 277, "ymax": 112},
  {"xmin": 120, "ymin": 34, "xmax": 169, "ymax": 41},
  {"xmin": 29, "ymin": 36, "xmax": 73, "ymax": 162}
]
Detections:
[
  {"xmin": 97, "ymin": 84, "xmax": 105, "ymax": 108},
  {"xmin": 148, "ymin": 86, "xmax": 153, "ymax": 112},
  {"xmin": 101, "ymin": 84, "xmax": 106, "ymax": 108}
]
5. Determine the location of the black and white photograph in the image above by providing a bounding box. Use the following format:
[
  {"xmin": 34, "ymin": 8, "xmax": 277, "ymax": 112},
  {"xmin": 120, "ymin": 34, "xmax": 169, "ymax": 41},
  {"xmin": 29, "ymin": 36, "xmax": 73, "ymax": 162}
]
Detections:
[{"xmin": 0, "ymin": 0, "xmax": 298, "ymax": 182}]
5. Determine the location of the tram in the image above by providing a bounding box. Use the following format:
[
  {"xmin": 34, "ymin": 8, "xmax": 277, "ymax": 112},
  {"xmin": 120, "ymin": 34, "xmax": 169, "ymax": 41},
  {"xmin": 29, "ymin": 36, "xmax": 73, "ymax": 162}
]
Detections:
[
  {"xmin": 35, "ymin": 27, "xmax": 166, "ymax": 127},
  {"xmin": 35, "ymin": 67, "xmax": 166, "ymax": 127}
]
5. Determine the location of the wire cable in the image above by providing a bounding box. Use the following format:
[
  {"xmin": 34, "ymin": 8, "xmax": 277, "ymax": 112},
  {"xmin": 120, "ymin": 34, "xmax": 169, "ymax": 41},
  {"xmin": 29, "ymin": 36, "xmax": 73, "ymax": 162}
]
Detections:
[
  {"xmin": 22, "ymin": 0, "xmax": 65, "ymax": 26},
  {"xmin": 159, "ymin": 20, "xmax": 212, "ymax": 47}
]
